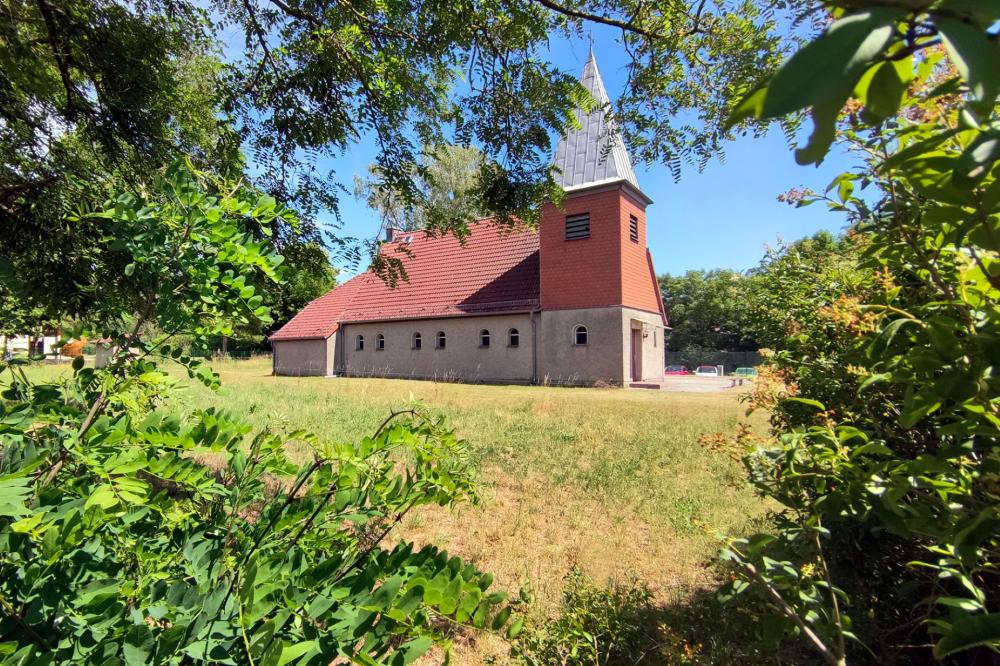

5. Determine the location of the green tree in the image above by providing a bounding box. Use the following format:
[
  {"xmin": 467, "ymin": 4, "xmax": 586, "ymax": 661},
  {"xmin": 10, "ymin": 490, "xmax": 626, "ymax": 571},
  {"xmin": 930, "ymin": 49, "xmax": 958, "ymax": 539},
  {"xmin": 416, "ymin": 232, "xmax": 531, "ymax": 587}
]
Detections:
[
  {"xmin": 355, "ymin": 144, "xmax": 487, "ymax": 234},
  {"xmin": 3, "ymin": 0, "xmax": 802, "ymax": 312},
  {"xmin": 739, "ymin": 231, "xmax": 872, "ymax": 427},
  {"xmin": 744, "ymin": 230, "xmax": 864, "ymax": 352},
  {"xmin": 1, "ymin": 1, "xmax": 242, "ymax": 319},
  {"xmin": 658, "ymin": 269, "xmax": 755, "ymax": 352}
]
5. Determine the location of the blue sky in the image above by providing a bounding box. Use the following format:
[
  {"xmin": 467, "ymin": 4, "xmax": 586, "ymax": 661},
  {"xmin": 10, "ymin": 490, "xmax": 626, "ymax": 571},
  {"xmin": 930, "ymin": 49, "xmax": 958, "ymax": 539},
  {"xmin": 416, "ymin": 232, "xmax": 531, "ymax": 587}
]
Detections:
[{"xmin": 287, "ymin": 29, "xmax": 856, "ymax": 278}]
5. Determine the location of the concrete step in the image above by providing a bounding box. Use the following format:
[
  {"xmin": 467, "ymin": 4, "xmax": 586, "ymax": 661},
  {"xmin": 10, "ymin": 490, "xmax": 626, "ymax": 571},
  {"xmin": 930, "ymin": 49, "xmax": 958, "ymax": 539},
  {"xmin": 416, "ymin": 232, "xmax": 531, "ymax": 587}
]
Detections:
[{"xmin": 628, "ymin": 382, "xmax": 662, "ymax": 390}]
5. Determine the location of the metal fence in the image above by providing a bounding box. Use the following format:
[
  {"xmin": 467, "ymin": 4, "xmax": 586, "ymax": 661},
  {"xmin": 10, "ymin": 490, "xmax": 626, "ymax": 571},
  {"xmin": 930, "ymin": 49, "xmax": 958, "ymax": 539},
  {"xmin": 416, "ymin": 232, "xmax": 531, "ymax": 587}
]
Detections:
[{"xmin": 664, "ymin": 350, "xmax": 762, "ymax": 374}]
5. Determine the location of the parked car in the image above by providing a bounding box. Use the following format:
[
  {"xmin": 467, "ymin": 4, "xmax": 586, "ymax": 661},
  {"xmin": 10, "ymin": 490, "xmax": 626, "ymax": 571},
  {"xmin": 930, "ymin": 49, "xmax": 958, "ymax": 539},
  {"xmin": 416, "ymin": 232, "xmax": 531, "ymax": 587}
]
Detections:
[
  {"xmin": 694, "ymin": 365, "xmax": 720, "ymax": 377},
  {"xmin": 664, "ymin": 364, "xmax": 691, "ymax": 375},
  {"xmin": 733, "ymin": 367, "xmax": 758, "ymax": 377}
]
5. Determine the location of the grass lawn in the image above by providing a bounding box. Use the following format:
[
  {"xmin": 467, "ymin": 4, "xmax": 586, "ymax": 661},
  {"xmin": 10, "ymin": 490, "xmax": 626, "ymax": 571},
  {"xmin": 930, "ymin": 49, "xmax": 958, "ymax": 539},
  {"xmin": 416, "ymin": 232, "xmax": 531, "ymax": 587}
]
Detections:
[{"xmin": 22, "ymin": 357, "xmax": 770, "ymax": 662}]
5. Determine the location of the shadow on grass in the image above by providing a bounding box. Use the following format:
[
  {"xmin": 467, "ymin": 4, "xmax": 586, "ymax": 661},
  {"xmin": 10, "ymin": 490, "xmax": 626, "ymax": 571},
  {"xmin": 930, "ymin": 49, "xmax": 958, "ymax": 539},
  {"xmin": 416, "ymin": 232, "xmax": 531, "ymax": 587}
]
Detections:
[
  {"xmin": 501, "ymin": 567, "xmax": 812, "ymax": 665},
  {"xmin": 652, "ymin": 586, "xmax": 806, "ymax": 665}
]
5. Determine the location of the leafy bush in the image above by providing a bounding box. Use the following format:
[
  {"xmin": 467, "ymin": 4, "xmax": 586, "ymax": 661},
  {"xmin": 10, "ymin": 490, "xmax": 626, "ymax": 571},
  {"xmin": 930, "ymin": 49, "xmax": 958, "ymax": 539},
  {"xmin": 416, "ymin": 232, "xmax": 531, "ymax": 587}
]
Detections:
[
  {"xmin": 717, "ymin": 2, "xmax": 1000, "ymax": 663},
  {"xmin": 0, "ymin": 163, "xmax": 511, "ymax": 664},
  {"xmin": 511, "ymin": 568, "xmax": 699, "ymax": 665}
]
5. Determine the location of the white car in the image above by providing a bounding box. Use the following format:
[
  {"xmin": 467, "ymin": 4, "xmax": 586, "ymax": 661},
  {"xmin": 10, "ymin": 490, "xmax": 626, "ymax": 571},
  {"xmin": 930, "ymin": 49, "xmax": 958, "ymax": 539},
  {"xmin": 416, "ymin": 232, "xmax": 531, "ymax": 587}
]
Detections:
[{"xmin": 694, "ymin": 365, "xmax": 720, "ymax": 377}]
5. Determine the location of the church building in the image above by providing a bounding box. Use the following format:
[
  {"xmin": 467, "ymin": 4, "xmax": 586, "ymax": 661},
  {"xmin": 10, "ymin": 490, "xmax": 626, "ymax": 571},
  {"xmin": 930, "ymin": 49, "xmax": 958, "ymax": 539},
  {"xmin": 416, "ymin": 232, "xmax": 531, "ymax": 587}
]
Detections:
[{"xmin": 269, "ymin": 52, "xmax": 667, "ymax": 386}]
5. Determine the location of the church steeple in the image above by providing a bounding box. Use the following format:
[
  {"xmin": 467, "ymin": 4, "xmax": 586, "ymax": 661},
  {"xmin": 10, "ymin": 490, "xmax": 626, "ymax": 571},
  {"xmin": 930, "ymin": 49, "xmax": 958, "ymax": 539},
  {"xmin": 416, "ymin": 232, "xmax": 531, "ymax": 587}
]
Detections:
[{"xmin": 550, "ymin": 51, "xmax": 642, "ymax": 195}]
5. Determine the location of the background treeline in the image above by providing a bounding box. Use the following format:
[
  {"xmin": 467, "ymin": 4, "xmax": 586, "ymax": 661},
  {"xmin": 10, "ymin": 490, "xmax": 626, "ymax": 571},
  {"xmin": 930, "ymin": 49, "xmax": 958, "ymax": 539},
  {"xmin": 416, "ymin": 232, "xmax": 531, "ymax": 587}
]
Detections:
[{"xmin": 658, "ymin": 230, "xmax": 863, "ymax": 366}]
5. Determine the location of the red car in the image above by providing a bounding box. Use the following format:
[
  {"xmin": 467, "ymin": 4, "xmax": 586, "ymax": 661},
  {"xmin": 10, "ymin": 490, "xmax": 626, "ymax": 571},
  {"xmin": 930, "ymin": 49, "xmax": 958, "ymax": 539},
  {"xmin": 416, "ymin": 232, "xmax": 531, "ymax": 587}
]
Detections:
[{"xmin": 664, "ymin": 364, "xmax": 692, "ymax": 376}]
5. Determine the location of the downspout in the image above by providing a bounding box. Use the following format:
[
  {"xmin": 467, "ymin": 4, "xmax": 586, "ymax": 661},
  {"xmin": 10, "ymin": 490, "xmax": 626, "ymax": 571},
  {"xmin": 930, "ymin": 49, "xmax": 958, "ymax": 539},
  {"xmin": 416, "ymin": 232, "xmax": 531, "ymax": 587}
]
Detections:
[
  {"xmin": 530, "ymin": 309, "xmax": 539, "ymax": 385},
  {"xmin": 336, "ymin": 323, "xmax": 345, "ymax": 375}
]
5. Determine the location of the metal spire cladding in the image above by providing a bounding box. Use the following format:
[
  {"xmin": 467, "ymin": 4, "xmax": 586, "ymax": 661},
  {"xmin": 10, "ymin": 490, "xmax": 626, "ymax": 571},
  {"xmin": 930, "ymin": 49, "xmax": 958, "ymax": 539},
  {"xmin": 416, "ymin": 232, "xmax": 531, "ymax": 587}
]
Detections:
[{"xmin": 550, "ymin": 49, "xmax": 641, "ymax": 193}]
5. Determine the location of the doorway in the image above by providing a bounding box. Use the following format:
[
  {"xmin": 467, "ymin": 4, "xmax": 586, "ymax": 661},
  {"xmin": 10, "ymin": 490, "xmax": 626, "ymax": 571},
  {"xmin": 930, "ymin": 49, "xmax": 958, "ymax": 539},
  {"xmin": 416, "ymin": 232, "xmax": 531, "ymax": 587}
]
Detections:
[{"xmin": 630, "ymin": 327, "xmax": 641, "ymax": 381}]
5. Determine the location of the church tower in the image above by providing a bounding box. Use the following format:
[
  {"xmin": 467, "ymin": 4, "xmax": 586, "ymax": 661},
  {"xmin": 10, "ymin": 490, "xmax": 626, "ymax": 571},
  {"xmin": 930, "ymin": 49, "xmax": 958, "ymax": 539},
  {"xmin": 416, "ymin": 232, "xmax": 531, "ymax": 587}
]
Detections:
[{"xmin": 537, "ymin": 51, "xmax": 666, "ymax": 385}]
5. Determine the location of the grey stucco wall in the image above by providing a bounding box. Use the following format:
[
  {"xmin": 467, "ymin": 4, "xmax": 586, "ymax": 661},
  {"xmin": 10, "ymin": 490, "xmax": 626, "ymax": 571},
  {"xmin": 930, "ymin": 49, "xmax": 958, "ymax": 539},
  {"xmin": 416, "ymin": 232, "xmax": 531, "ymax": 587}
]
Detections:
[
  {"xmin": 272, "ymin": 339, "xmax": 328, "ymax": 376},
  {"xmin": 273, "ymin": 307, "xmax": 663, "ymax": 385},
  {"xmin": 341, "ymin": 314, "xmax": 534, "ymax": 382},
  {"xmin": 536, "ymin": 307, "xmax": 626, "ymax": 385}
]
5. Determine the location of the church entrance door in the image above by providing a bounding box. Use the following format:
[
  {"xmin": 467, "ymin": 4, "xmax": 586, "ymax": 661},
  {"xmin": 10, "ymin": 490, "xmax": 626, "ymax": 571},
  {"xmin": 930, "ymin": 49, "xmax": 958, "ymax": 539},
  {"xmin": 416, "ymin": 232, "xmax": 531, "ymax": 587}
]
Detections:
[{"xmin": 630, "ymin": 327, "xmax": 641, "ymax": 381}]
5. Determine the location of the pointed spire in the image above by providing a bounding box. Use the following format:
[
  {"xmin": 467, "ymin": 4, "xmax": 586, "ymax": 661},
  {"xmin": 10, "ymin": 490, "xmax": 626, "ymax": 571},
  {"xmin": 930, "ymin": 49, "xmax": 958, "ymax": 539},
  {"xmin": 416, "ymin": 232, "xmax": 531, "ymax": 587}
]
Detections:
[{"xmin": 551, "ymin": 50, "xmax": 641, "ymax": 193}]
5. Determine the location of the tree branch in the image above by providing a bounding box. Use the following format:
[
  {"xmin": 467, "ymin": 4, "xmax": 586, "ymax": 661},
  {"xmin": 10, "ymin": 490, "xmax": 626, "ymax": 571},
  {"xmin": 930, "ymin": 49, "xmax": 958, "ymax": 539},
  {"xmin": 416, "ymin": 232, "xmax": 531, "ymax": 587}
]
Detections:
[
  {"xmin": 741, "ymin": 558, "xmax": 845, "ymax": 666},
  {"xmin": 0, "ymin": 175, "xmax": 62, "ymax": 203},
  {"xmin": 529, "ymin": 0, "xmax": 668, "ymax": 40},
  {"xmin": 33, "ymin": 0, "xmax": 80, "ymax": 119}
]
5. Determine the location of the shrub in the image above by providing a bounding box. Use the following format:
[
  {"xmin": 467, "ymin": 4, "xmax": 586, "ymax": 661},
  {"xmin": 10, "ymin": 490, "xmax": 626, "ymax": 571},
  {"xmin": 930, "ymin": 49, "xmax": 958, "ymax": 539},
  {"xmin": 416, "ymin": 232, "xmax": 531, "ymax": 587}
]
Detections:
[
  {"xmin": 511, "ymin": 568, "xmax": 700, "ymax": 665},
  {"xmin": 718, "ymin": 3, "xmax": 1000, "ymax": 663}
]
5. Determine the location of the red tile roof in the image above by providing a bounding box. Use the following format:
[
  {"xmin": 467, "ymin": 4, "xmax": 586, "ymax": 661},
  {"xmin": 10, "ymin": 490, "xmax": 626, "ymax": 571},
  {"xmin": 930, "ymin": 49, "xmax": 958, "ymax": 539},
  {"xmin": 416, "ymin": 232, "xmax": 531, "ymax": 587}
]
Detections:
[{"xmin": 270, "ymin": 222, "xmax": 540, "ymax": 341}]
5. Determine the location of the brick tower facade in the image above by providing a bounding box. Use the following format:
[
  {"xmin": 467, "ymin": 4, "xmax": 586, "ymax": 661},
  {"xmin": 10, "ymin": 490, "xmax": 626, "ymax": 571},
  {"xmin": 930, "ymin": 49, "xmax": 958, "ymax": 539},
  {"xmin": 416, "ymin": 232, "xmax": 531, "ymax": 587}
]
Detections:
[{"xmin": 535, "ymin": 50, "xmax": 666, "ymax": 385}]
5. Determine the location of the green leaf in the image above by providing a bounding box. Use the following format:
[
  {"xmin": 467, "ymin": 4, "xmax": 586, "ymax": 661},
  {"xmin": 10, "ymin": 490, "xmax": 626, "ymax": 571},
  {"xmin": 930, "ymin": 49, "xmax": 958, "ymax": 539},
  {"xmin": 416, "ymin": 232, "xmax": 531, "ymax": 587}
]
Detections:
[
  {"xmin": 837, "ymin": 176, "xmax": 854, "ymax": 203},
  {"xmin": 761, "ymin": 8, "xmax": 904, "ymax": 118},
  {"xmin": 953, "ymin": 510, "xmax": 1000, "ymax": 562},
  {"xmin": 934, "ymin": 613, "xmax": 1000, "ymax": 658},
  {"xmin": 784, "ymin": 397, "xmax": 825, "ymax": 410},
  {"xmin": 900, "ymin": 388, "xmax": 941, "ymax": 428},
  {"xmin": 491, "ymin": 606, "xmax": 511, "ymax": 631},
  {"xmin": 868, "ymin": 318, "xmax": 919, "ymax": 358},
  {"xmin": 276, "ymin": 640, "xmax": 317, "ymax": 666},
  {"xmin": 861, "ymin": 58, "xmax": 911, "ymax": 122},
  {"xmin": 937, "ymin": 17, "xmax": 1000, "ymax": 104},
  {"xmin": 746, "ymin": 533, "xmax": 777, "ymax": 554},
  {"xmin": 439, "ymin": 574, "xmax": 462, "ymax": 615},
  {"xmin": 936, "ymin": 597, "xmax": 984, "ymax": 612},
  {"xmin": 123, "ymin": 626, "xmax": 154, "ymax": 666},
  {"xmin": 0, "ymin": 475, "xmax": 32, "ymax": 518},
  {"xmin": 724, "ymin": 86, "xmax": 766, "ymax": 128},
  {"xmin": 392, "ymin": 636, "xmax": 432, "ymax": 665},
  {"xmin": 795, "ymin": 98, "xmax": 841, "ymax": 165},
  {"xmin": 85, "ymin": 484, "xmax": 120, "ymax": 511},
  {"xmin": 858, "ymin": 372, "xmax": 891, "ymax": 391},
  {"xmin": 953, "ymin": 130, "xmax": 1000, "ymax": 188},
  {"xmin": 506, "ymin": 617, "xmax": 524, "ymax": 640},
  {"xmin": 369, "ymin": 574, "xmax": 404, "ymax": 610}
]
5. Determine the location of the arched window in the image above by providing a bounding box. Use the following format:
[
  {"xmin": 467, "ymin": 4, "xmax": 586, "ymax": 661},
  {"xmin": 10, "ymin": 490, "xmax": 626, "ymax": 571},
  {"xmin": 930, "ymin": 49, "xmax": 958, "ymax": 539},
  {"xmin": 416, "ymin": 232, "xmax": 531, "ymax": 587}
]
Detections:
[
  {"xmin": 376, "ymin": 333, "xmax": 385, "ymax": 350},
  {"xmin": 574, "ymin": 325, "xmax": 588, "ymax": 346},
  {"xmin": 508, "ymin": 328, "xmax": 520, "ymax": 347},
  {"xmin": 412, "ymin": 332, "xmax": 422, "ymax": 350},
  {"xmin": 479, "ymin": 329, "xmax": 490, "ymax": 348},
  {"xmin": 436, "ymin": 331, "xmax": 446, "ymax": 349}
]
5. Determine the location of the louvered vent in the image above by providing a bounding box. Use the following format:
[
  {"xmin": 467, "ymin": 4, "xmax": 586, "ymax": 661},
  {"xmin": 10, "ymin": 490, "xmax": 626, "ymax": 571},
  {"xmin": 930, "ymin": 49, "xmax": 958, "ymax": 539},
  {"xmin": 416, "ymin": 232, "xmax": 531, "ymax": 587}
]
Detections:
[
  {"xmin": 565, "ymin": 213, "xmax": 590, "ymax": 240},
  {"xmin": 629, "ymin": 215, "xmax": 639, "ymax": 243}
]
